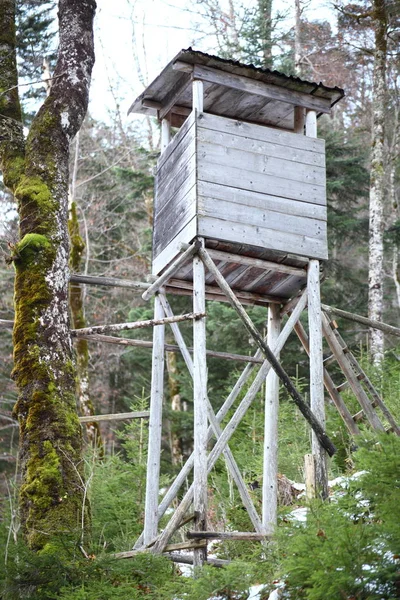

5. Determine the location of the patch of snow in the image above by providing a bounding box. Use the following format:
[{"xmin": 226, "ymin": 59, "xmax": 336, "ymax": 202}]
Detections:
[
  {"xmin": 247, "ymin": 584, "xmax": 266, "ymax": 599},
  {"xmin": 287, "ymin": 507, "xmax": 308, "ymax": 523},
  {"xmin": 291, "ymin": 482, "xmax": 305, "ymax": 491}
]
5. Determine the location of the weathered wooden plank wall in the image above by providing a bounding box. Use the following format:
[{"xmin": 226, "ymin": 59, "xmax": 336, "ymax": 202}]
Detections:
[{"xmin": 152, "ymin": 111, "xmax": 328, "ymax": 275}]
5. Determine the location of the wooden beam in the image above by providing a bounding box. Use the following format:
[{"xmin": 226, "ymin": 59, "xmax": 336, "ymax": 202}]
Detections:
[
  {"xmin": 79, "ymin": 411, "xmax": 149, "ymax": 423},
  {"xmin": 159, "ymin": 74, "xmax": 191, "ymax": 120},
  {"xmin": 142, "ymin": 243, "xmax": 198, "ymax": 301},
  {"xmin": 72, "ymin": 312, "xmax": 204, "ymax": 337},
  {"xmin": 70, "ymin": 273, "xmax": 149, "ymax": 290},
  {"xmin": 206, "ymin": 249, "xmax": 306, "ymax": 277},
  {"xmin": 166, "ymin": 278, "xmax": 284, "ymax": 306},
  {"xmin": 154, "ymin": 293, "xmax": 265, "ymax": 535},
  {"xmin": 321, "ymin": 304, "xmax": 400, "ymax": 339},
  {"xmin": 294, "ymin": 105, "xmax": 305, "ymax": 133},
  {"xmin": 165, "ymin": 540, "xmax": 207, "ymax": 553},
  {"xmin": 263, "ymin": 303, "xmax": 280, "ymax": 533},
  {"xmin": 199, "ymin": 247, "xmax": 336, "ymax": 457},
  {"xmin": 159, "ymin": 292, "xmax": 263, "ymax": 533},
  {"xmin": 187, "ymin": 531, "xmax": 270, "ymax": 541},
  {"xmin": 165, "ymin": 553, "xmax": 229, "ymax": 568},
  {"xmin": 304, "ymin": 454, "xmax": 316, "ymax": 500},
  {"xmin": 142, "ymin": 98, "xmax": 191, "ymax": 118},
  {"xmin": 173, "ymin": 62, "xmax": 331, "ymax": 113},
  {"xmin": 76, "ymin": 331, "xmax": 265, "ymax": 365},
  {"xmin": 143, "ymin": 294, "xmax": 165, "ymax": 545},
  {"xmin": 306, "ymin": 109, "xmax": 317, "ymax": 137},
  {"xmin": 193, "ymin": 248, "xmax": 208, "ymax": 567},
  {"xmin": 307, "ymin": 259, "xmax": 328, "ymax": 500},
  {"xmin": 161, "ymin": 118, "xmax": 171, "ymax": 152}
]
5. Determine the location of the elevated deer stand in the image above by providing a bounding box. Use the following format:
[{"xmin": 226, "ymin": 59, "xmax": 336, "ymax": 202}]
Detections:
[{"xmin": 123, "ymin": 49, "xmax": 397, "ymax": 566}]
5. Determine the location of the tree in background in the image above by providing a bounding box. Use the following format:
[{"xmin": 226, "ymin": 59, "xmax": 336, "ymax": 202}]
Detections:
[
  {"xmin": 0, "ymin": 0, "xmax": 96, "ymax": 550},
  {"xmin": 368, "ymin": 0, "xmax": 388, "ymax": 365}
]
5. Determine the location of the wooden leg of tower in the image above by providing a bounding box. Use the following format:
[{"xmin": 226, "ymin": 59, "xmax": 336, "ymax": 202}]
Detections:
[
  {"xmin": 262, "ymin": 303, "xmax": 280, "ymax": 533},
  {"xmin": 143, "ymin": 293, "xmax": 165, "ymax": 545},
  {"xmin": 307, "ymin": 260, "xmax": 328, "ymax": 500},
  {"xmin": 193, "ymin": 247, "xmax": 208, "ymax": 567}
]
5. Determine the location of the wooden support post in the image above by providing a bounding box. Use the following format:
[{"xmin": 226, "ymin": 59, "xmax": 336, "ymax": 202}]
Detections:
[
  {"xmin": 307, "ymin": 259, "xmax": 328, "ymax": 500},
  {"xmin": 192, "ymin": 79, "xmax": 204, "ymax": 112},
  {"xmin": 305, "ymin": 109, "xmax": 317, "ymax": 138},
  {"xmin": 161, "ymin": 118, "xmax": 171, "ymax": 153},
  {"xmin": 294, "ymin": 105, "xmax": 305, "ymax": 134},
  {"xmin": 143, "ymin": 293, "xmax": 165, "ymax": 545},
  {"xmin": 304, "ymin": 454, "xmax": 316, "ymax": 500},
  {"xmin": 263, "ymin": 303, "xmax": 280, "ymax": 533},
  {"xmin": 193, "ymin": 244, "xmax": 208, "ymax": 566}
]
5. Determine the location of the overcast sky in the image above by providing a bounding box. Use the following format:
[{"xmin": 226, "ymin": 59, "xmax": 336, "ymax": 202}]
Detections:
[{"xmin": 90, "ymin": 0, "xmax": 335, "ymax": 124}]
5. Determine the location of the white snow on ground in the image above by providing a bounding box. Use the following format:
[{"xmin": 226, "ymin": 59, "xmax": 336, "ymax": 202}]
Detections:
[
  {"xmin": 247, "ymin": 584, "xmax": 266, "ymax": 599},
  {"xmin": 287, "ymin": 506, "xmax": 308, "ymax": 523}
]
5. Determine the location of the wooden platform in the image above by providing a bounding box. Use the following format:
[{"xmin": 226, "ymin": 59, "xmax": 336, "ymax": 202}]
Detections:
[{"xmin": 163, "ymin": 239, "xmax": 308, "ymax": 306}]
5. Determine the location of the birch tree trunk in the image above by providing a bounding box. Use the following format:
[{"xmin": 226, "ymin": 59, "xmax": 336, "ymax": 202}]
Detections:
[
  {"xmin": 0, "ymin": 0, "xmax": 96, "ymax": 550},
  {"xmin": 368, "ymin": 0, "xmax": 388, "ymax": 366}
]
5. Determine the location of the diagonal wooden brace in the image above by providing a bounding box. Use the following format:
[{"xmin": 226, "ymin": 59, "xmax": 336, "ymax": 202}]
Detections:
[
  {"xmin": 159, "ymin": 293, "xmax": 265, "ymax": 534},
  {"xmin": 142, "ymin": 242, "xmax": 198, "ymax": 301},
  {"xmin": 149, "ymin": 290, "xmax": 309, "ymax": 554},
  {"xmin": 199, "ymin": 247, "xmax": 336, "ymax": 457}
]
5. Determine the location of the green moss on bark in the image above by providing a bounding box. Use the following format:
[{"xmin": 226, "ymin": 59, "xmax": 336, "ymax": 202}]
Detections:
[
  {"xmin": 16, "ymin": 176, "xmax": 58, "ymax": 235},
  {"xmin": 11, "ymin": 226, "xmax": 88, "ymax": 550},
  {"xmin": 68, "ymin": 201, "xmax": 103, "ymax": 455}
]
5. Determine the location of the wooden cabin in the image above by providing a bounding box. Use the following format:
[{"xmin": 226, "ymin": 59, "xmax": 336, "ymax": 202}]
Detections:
[{"xmin": 129, "ymin": 49, "xmax": 344, "ymax": 305}]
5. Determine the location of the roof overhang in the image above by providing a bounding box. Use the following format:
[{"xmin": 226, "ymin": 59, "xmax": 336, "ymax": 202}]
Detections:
[{"xmin": 128, "ymin": 48, "xmax": 344, "ymax": 130}]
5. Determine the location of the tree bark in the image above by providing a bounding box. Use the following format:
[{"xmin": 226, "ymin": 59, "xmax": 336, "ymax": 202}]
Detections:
[
  {"xmin": 294, "ymin": 0, "xmax": 303, "ymax": 75},
  {"xmin": 68, "ymin": 200, "xmax": 103, "ymax": 455},
  {"xmin": 368, "ymin": 0, "xmax": 387, "ymax": 366},
  {"xmin": 258, "ymin": 0, "xmax": 273, "ymax": 69},
  {"xmin": 0, "ymin": 0, "xmax": 96, "ymax": 550}
]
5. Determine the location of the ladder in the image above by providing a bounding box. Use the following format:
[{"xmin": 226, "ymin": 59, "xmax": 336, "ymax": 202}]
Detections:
[
  {"xmin": 321, "ymin": 311, "xmax": 400, "ymax": 436},
  {"xmin": 294, "ymin": 311, "xmax": 399, "ymax": 437}
]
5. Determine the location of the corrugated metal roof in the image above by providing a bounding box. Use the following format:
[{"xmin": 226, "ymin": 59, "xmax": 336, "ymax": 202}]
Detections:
[{"xmin": 128, "ymin": 48, "xmax": 344, "ymax": 128}]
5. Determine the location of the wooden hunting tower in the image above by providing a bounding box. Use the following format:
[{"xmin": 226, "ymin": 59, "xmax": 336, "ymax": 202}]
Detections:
[
  {"xmin": 129, "ymin": 48, "xmax": 344, "ymax": 303},
  {"xmin": 128, "ymin": 50, "xmax": 346, "ymax": 565}
]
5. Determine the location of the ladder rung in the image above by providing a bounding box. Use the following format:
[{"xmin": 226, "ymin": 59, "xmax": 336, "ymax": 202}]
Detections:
[
  {"xmin": 323, "ymin": 354, "xmax": 336, "ymax": 366},
  {"xmin": 353, "ymin": 399, "xmax": 378, "ymax": 422},
  {"xmin": 337, "ymin": 372, "xmax": 365, "ymax": 394},
  {"xmin": 337, "ymin": 381, "xmax": 349, "ymax": 393}
]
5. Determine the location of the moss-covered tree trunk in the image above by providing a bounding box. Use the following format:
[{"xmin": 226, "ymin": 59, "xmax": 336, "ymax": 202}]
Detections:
[
  {"xmin": 0, "ymin": 0, "xmax": 96, "ymax": 551},
  {"xmin": 68, "ymin": 200, "xmax": 103, "ymax": 455}
]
